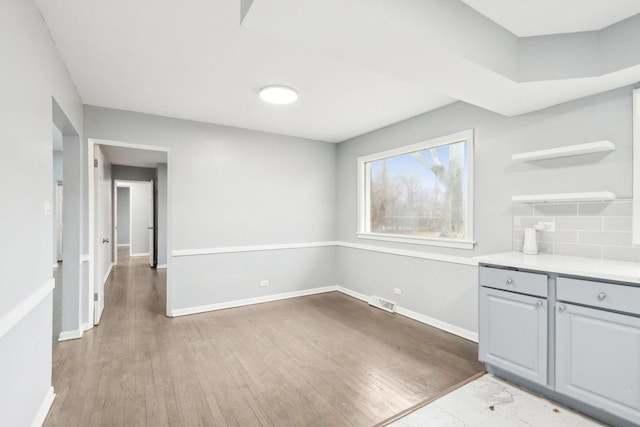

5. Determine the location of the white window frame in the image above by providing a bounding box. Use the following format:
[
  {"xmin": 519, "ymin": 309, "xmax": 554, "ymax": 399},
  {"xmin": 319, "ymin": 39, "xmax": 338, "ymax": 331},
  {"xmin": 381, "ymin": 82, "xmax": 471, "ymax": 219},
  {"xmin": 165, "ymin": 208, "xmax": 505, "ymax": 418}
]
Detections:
[{"xmin": 357, "ymin": 129, "xmax": 475, "ymax": 250}]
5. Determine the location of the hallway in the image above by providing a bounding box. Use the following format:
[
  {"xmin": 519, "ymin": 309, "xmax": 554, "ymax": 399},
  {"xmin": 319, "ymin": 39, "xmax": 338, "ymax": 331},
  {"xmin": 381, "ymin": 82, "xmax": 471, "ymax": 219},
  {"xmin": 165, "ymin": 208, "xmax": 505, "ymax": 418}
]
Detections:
[
  {"xmin": 44, "ymin": 249, "xmax": 483, "ymax": 426},
  {"xmin": 45, "ymin": 249, "xmax": 167, "ymax": 426}
]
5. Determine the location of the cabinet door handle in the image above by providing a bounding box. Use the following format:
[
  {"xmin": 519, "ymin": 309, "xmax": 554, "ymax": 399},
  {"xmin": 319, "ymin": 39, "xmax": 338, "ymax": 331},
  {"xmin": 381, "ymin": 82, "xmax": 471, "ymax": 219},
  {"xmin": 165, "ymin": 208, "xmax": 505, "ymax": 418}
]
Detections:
[
  {"xmin": 535, "ymin": 300, "xmax": 543, "ymax": 307},
  {"xmin": 506, "ymin": 278, "xmax": 513, "ymax": 285},
  {"xmin": 558, "ymin": 304, "xmax": 566, "ymax": 312},
  {"xmin": 597, "ymin": 292, "xmax": 606, "ymax": 301}
]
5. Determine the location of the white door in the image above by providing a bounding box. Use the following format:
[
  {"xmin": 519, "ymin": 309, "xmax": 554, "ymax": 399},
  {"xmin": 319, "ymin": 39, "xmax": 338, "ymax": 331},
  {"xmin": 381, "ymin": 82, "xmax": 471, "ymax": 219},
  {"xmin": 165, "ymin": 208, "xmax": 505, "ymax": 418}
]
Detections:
[
  {"xmin": 148, "ymin": 180, "xmax": 154, "ymax": 267},
  {"xmin": 94, "ymin": 146, "xmax": 105, "ymax": 325}
]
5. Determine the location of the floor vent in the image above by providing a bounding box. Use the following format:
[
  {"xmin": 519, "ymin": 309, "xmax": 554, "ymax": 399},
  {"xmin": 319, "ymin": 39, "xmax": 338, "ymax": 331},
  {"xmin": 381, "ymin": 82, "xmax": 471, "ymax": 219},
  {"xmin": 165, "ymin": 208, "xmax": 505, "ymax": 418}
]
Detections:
[{"xmin": 369, "ymin": 295, "xmax": 397, "ymax": 313}]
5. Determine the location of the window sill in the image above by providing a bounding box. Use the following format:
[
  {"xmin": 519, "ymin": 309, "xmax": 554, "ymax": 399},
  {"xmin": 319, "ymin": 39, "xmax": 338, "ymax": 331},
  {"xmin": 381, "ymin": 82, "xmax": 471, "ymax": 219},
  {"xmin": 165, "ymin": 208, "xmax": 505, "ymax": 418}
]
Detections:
[{"xmin": 356, "ymin": 232, "xmax": 476, "ymax": 250}]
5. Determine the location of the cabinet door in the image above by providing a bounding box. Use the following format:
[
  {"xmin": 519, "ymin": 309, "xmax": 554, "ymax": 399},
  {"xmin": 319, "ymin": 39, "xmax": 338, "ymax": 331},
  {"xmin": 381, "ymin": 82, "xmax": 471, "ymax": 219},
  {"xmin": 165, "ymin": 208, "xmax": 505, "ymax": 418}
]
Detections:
[
  {"xmin": 556, "ymin": 303, "xmax": 640, "ymax": 425},
  {"xmin": 479, "ymin": 287, "xmax": 547, "ymax": 385}
]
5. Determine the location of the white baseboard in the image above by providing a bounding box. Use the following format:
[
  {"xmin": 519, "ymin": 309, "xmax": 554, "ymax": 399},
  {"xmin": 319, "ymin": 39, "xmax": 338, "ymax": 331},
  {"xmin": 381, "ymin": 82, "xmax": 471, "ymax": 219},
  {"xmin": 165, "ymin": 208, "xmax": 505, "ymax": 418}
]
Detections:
[
  {"xmin": 102, "ymin": 262, "xmax": 114, "ymax": 286},
  {"xmin": 168, "ymin": 283, "xmax": 477, "ymax": 343},
  {"xmin": 336, "ymin": 286, "xmax": 369, "ymax": 302},
  {"xmin": 117, "ymin": 244, "xmax": 130, "ymax": 247},
  {"xmin": 171, "ymin": 285, "xmax": 338, "ymax": 317},
  {"xmin": 396, "ymin": 306, "xmax": 478, "ymax": 342},
  {"xmin": 81, "ymin": 322, "xmax": 93, "ymax": 332},
  {"xmin": 335, "ymin": 285, "xmax": 478, "ymax": 343},
  {"xmin": 129, "ymin": 252, "xmax": 149, "ymax": 257},
  {"xmin": 58, "ymin": 329, "xmax": 83, "ymax": 341},
  {"xmin": 31, "ymin": 386, "xmax": 55, "ymax": 427},
  {"xmin": 156, "ymin": 264, "xmax": 168, "ymax": 269}
]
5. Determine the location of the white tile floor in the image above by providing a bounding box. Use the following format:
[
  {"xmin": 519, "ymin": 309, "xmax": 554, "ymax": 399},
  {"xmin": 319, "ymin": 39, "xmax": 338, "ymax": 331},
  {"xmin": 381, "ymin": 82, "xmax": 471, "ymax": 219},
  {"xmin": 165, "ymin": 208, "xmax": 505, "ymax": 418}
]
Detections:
[{"xmin": 390, "ymin": 374, "xmax": 606, "ymax": 427}]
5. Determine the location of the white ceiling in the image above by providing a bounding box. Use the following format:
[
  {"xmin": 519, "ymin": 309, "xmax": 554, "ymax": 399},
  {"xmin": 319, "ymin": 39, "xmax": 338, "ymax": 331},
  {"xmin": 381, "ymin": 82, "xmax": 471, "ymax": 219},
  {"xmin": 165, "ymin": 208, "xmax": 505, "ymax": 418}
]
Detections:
[
  {"xmin": 35, "ymin": 0, "xmax": 640, "ymax": 143},
  {"xmin": 100, "ymin": 145, "xmax": 167, "ymax": 168},
  {"xmin": 461, "ymin": 0, "xmax": 640, "ymax": 36}
]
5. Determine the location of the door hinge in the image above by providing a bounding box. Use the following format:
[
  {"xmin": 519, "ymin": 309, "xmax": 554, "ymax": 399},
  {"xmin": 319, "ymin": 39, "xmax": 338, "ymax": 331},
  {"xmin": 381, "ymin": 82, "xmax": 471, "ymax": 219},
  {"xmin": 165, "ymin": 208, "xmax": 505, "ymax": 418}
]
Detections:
[
  {"xmin": 94, "ymin": 158, "xmax": 98, "ymax": 167},
  {"xmin": 94, "ymin": 293, "xmax": 98, "ymax": 301}
]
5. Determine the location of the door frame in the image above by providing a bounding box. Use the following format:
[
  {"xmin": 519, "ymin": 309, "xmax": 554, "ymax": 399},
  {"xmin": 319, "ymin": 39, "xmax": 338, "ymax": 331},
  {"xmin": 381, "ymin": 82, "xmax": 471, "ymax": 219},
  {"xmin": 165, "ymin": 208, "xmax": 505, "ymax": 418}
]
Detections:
[
  {"xmin": 55, "ymin": 181, "xmax": 63, "ymax": 262},
  {"xmin": 88, "ymin": 138, "xmax": 172, "ymax": 322}
]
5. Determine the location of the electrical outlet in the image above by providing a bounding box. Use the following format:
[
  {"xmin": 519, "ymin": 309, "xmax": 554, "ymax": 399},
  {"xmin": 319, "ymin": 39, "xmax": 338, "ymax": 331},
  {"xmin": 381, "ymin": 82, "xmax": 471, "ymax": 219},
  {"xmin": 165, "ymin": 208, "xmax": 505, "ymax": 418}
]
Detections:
[
  {"xmin": 260, "ymin": 280, "xmax": 269, "ymax": 287},
  {"xmin": 394, "ymin": 288, "xmax": 402, "ymax": 295},
  {"xmin": 537, "ymin": 222, "xmax": 556, "ymax": 232}
]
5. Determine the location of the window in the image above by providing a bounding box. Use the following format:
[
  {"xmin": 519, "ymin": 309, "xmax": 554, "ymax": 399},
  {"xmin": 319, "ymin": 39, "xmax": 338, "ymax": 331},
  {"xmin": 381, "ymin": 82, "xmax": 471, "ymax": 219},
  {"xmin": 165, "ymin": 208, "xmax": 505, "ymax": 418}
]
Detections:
[{"xmin": 357, "ymin": 129, "xmax": 474, "ymax": 249}]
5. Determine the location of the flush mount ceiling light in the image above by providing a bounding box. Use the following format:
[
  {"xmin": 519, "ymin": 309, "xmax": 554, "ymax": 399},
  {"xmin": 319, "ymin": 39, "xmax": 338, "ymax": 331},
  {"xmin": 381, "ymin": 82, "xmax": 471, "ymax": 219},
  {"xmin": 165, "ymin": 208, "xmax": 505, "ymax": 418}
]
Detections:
[{"xmin": 259, "ymin": 85, "xmax": 298, "ymax": 105}]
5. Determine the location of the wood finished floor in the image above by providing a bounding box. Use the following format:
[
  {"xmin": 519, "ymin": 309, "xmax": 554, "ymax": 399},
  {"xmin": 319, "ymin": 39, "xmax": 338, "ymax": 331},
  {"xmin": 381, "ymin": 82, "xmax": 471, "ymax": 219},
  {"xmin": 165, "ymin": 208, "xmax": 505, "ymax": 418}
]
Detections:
[{"xmin": 44, "ymin": 249, "xmax": 484, "ymax": 426}]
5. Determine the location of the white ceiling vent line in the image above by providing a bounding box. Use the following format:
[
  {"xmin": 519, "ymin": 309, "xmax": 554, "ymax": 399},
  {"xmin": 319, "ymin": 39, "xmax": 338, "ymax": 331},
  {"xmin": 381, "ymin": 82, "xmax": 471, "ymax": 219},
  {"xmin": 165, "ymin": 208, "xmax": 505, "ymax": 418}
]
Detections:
[{"xmin": 368, "ymin": 295, "xmax": 397, "ymax": 313}]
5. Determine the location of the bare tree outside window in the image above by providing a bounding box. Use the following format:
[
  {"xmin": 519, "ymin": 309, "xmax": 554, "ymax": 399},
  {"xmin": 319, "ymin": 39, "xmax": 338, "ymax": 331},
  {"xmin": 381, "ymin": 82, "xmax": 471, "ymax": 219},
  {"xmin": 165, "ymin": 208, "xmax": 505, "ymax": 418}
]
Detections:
[{"xmin": 365, "ymin": 137, "xmax": 471, "ymax": 243}]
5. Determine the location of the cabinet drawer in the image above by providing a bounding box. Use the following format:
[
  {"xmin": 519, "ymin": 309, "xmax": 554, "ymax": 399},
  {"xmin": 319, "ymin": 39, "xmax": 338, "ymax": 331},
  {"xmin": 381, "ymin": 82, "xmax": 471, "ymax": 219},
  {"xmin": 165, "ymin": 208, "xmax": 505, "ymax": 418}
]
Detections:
[
  {"xmin": 557, "ymin": 277, "xmax": 640, "ymax": 316},
  {"xmin": 479, "ymin": 266, "xmax": 547, "ymax": 297}
]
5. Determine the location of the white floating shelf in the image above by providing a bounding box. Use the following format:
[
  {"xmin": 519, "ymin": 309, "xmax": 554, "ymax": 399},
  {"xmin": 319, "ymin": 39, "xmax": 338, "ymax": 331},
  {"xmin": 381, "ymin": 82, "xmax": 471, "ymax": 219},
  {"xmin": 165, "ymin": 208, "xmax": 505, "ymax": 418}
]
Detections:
[
  {"xmin": 512, "ymin": 192, "xmax": 616, "ymax": 203},
  {"xmin": 512, "ymin": 140, "xmax": 615, "ymax": 161}
]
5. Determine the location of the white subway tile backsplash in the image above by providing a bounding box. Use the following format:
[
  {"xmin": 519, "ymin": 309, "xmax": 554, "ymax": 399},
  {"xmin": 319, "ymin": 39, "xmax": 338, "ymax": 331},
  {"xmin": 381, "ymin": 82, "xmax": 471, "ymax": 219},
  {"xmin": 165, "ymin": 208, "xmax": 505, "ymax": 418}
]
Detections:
[
  {"xmin": 534, "ymin": 203, "xmax": 578, "ymax": 216},
  {"xmin": 513, "ymin": 216, "xmax": 553, "ymax": 228},
  {"xmin": 578, "ymin": 200, "xmax": 632, "ymax": 216},
  {"xmin": 512, "ymin": 239, "xmax": 552, "ymax": 254},
  {"xmin": 513, "ymin": 228, "xmax": 524, "ymax": 242},
  {"xmin": 512, "ymin": 199, "xmax": 636, "ymax": 263},
  {"xmin": 603, "ymin": 246, "xmax": 640, "ymax": 263},
  {"xmin": 554, "ymin": 216, "xmax": 603, "ymax": 231},
  {"xmin": 537, "ymin": 230, "xmax": 578, "ymax": 244},
  {"xmin": 578, "ymin": 231, "xmax": 632, "ymax": 246},
  {"xmin": 553, "ymin": 243, "xmax": 602, "ymax": 259},
  {"xmin": 513, "ymin": 204, "xmax": 534, "ymax": 216},
  {"xmin": 603, "ymin": 216, "xmax": 632, "ymax": 232}
]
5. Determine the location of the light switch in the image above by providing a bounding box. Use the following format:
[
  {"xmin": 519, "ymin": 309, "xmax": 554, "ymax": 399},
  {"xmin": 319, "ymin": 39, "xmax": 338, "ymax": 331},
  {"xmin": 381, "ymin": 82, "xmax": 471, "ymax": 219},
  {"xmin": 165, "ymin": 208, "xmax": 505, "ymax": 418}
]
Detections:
[{"xmin": 44, "ymin": 201, "xmax": 52, "ymax": 216}]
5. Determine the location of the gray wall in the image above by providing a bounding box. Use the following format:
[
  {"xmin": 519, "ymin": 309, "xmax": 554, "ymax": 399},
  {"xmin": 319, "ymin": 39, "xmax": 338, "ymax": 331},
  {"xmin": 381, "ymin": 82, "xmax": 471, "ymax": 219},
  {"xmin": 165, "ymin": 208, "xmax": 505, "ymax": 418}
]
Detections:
[
  {"xmin": 117, "ymin": 187, "xmax": 130, "ymax": 245},
  {"xmin": 129, "ymin": 182, "xmax": 151, "ymax": 256},
  {"xmin": 0, "ymin": 0, "xmax": 83, "ymax": 425},
  {"xmin": 336, "ymin": 86, "xmax": 635, "ymax": 336},
  {"xmin": 84, "ymin": 106, "xmax": 337, "ymax": 314},
  {"xmin": 112, "ymin": 165, "xmax": 156, "ymax": 182}
]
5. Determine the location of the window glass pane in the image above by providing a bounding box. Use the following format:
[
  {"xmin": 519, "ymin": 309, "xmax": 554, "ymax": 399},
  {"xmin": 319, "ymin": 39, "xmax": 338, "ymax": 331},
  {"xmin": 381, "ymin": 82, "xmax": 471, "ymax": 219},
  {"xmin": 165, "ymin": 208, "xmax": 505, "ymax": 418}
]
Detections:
[{"xmin": 368, "ymin": 140, "xmax": 468, "ymax": 240}]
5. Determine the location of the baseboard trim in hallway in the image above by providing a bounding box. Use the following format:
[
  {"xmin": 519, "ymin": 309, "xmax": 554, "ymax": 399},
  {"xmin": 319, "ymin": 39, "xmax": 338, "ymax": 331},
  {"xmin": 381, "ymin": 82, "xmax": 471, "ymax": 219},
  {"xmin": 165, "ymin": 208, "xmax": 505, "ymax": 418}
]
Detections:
[
  {"xmin": 57, "ymin": 329, "xmax": 83, "ymax": 341},
  {"xmin": 32, "ymin": 386, "xmax": 55, "ymax": 427}
]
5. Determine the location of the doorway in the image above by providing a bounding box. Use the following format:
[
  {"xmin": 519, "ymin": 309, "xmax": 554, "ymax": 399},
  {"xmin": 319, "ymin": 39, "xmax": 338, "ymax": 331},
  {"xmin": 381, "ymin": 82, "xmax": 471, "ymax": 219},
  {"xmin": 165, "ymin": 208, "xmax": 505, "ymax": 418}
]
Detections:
[
  {"xmin": 88, "ymin": 139, "xmax": 170, "ymax": 324},
  {"xmin": 52, "ymin": 125, "xmax": 64, "ymax": 341},
  {"xmin": 114, "ymin": 180, "xmax": 154, "ymax": 266}
]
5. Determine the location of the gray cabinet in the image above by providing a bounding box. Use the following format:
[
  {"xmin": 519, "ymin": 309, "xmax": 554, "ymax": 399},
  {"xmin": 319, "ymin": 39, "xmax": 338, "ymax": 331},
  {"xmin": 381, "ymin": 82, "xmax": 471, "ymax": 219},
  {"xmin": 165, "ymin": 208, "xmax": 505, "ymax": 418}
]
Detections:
[
  {"xmin": 556, "ymin": 294, "xmax": 640, "ymax": 425},
  {"xmin": 478, "ymin": 256, "xmax": 640, "ymax": 426},
  {"xmin": 479, "ymin": 282, "xmax": 547, "ymax": 386}
]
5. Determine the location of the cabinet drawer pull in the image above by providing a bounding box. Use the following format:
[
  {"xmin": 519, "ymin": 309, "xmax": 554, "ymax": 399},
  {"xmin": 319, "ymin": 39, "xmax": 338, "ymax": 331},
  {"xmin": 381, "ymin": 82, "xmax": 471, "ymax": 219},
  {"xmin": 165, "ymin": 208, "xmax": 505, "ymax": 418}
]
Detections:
[
  {"xmin": 558, "ymin": 304, "xmax": 566, "ymax": 312},
  {"xmin": 506, "ymin": 278, "xmax": 513, "ymax": 284},
  {"xmin": 597, "ymin": 292, "xmax": 606, "ymax": 301},
  {"xmin": 535, "ymin": 300, "xmax": 542, "ymax": 307}
]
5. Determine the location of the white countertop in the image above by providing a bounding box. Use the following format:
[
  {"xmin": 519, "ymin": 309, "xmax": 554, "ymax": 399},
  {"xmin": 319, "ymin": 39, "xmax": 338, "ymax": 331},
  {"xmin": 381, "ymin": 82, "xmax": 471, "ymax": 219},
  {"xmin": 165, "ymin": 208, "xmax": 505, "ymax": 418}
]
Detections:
[{"xmin": 474, "ymin": 251, "xmax": 640, "ymax": 285}]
